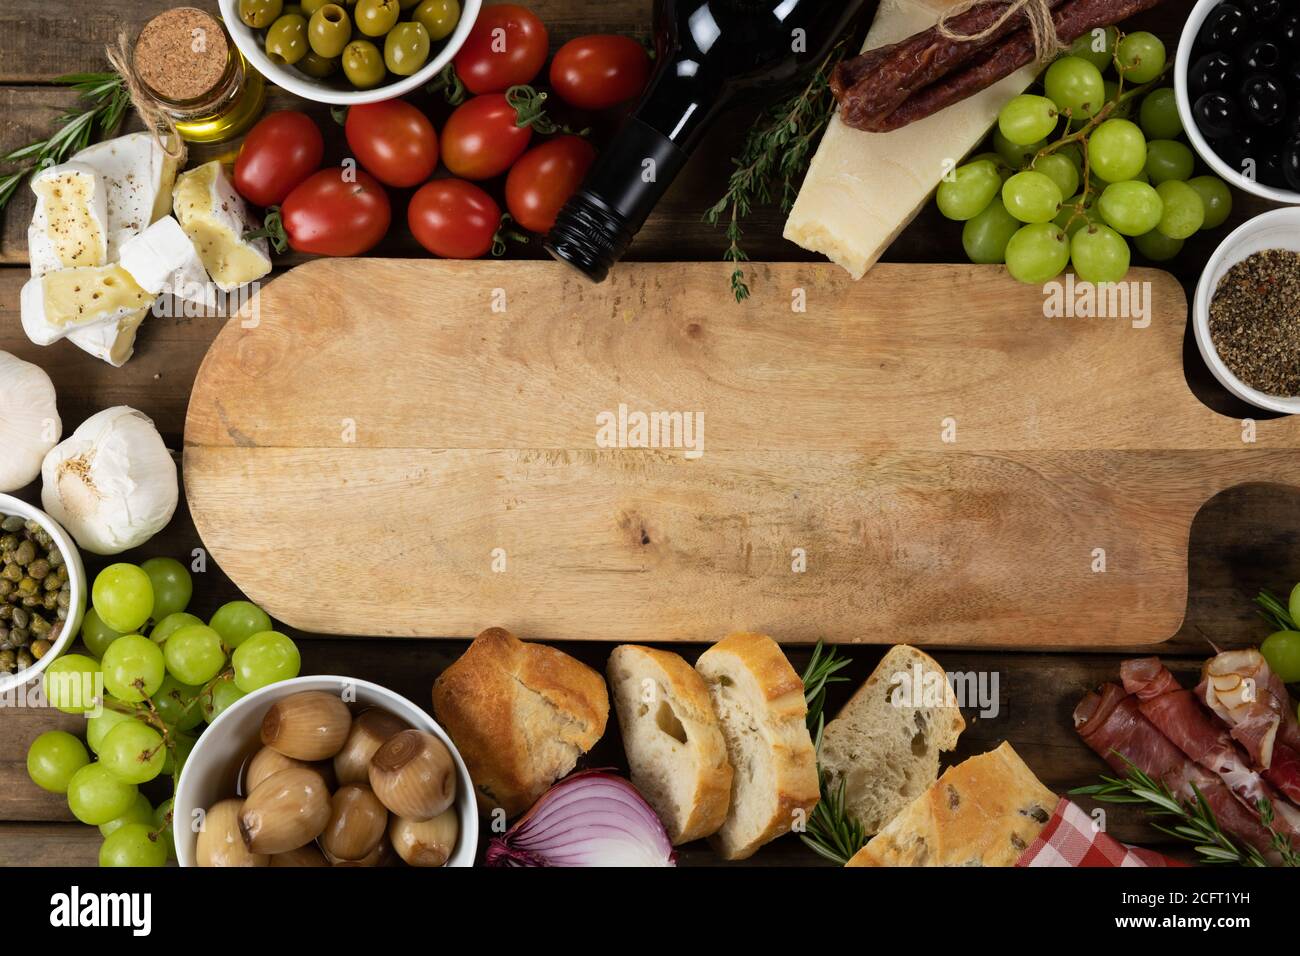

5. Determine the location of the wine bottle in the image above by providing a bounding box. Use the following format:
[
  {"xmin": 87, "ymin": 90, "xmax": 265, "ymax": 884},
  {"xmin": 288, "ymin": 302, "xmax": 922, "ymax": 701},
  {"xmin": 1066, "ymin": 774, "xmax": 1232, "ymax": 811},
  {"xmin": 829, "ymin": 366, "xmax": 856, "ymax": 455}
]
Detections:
[{"xmin": 545, "ymin": 0, "xmax": 874, "ymax": 282}]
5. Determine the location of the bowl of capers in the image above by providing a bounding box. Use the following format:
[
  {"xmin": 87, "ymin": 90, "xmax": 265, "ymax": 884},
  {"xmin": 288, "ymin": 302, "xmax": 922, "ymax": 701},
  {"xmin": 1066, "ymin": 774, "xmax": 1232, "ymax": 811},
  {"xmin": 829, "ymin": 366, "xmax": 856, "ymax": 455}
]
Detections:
[
  {"xmin": 220, "ymin": 0, "xmax": 481, "ymax": 105},
  {"xmin": 0, "ymin": 494, "xmax": 86, "ymax": 695}
]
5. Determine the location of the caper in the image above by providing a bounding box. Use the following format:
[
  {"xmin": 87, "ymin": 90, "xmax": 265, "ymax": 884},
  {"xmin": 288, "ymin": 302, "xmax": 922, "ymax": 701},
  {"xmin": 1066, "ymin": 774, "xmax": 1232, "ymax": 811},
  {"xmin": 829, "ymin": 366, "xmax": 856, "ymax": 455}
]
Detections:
[
  {"xmin": 266, "ymin": 13, "xmax": 310, "ymax": 65},
  {"xmin": 11, "ymin": 607, "xmax": 28, "ymax": 629},
  {"xmin": 355, "ymin": 0, "xmax": 400, "ymax": 36},
  {"xmin": 0, "ymin": 649, "xmax": 14, "ymax": 673},
  {"xmin": 28, "ymin": 558, "xmax": 49, "ymax": 580},
  {"xmin": 342, "ymin": 39, "xmax": 386, "ymax": 88},
  {"xmin": 309, "ymin": 4, "xmax": 352, "ymax": 58},
  {"xmin": 384, "ymin": 21, "xmax": 430, "ymax": 76},
  {"xmin": 1, "ymin": 516, "xmax": 24, "ymax": 533},
  {"xmin": 18, "ymin": 578, "xmax": 36, "ymax": 596},
  {"xmin": 30, "ymin": 614, "xmax": 49, "ymax": 637},
  {"xmin": 3, "ymin": 564, "xmax": 21, "ymax": 583},
  {"xmin": 47, "ymin": 547, "xmax": 62, "ymax": 568},
  {"xmin": 13, "ymin": 540, "xmax": 35, "ymax": 565},
  {"xmin": 240, "ymin": 0, "xmax": 284, "ymax": 28},
  {"xmin": 16, "ymin": 648, "xmax": 33, "ymax": 670},
  {"xmin": 11, "ymin": 626, "xmax": 28, "ymax": 645},
  {"xmin": 413, "ymin": 0, "xmax": 459, "ymax": 41},
  {"xmin": 296, "ymin": 49, "xmax": 340, "ymax": 78},
  {"xmin": 31, "ymin": 639, "xmax": 51, "ymax": 660}
]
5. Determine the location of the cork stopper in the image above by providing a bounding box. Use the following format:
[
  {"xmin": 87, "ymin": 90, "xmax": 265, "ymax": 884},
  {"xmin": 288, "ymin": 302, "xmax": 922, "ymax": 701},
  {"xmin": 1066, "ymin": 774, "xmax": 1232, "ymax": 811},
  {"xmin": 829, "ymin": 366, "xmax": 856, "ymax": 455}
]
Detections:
[{"xmin": 134, "ymin": 7, "xmax": 231, "ymax": 104}]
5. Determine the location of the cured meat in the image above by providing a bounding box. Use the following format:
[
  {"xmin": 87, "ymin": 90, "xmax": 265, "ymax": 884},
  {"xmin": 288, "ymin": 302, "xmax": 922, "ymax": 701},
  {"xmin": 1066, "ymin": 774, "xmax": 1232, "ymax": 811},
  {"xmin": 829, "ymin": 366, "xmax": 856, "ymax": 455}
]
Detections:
[
  {"xmin": 830, "ymin": 0, "xmax": 1070, "ymax": 130},
  {"xmin": 1120, "ymin": 657, "xmax": 1300, "ymax": 841},
  {"xmin": 1200, "ymin": 649, "xmax": 1300, "ymax": 767},
  {"xmin": 1074, "ymin": 683, "xmax": 1279, "ymax": 860},
  {"xmin": 835, "ymin": 0, "xmax": 1167, "ymax": 132},
  {"xmin": 1269, "ymin": 744, "xmax": 1300, "ymax": 806}
]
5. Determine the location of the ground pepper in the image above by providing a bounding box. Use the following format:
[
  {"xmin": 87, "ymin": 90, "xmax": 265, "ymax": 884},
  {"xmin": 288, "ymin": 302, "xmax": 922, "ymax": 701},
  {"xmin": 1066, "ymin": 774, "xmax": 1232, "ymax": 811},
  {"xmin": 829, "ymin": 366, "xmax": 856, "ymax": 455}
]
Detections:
[{"xmin": 1208, "ymin": 249, "xmax": 1300, "ymax": 396}]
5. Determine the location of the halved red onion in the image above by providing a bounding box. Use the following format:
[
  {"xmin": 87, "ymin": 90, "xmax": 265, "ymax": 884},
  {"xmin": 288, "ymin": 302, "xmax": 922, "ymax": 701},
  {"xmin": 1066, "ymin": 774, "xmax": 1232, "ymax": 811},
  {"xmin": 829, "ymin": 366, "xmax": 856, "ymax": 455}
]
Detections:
[{"xmin": 485, "ymin": 771, "xmax": 676, "ymax": 867}]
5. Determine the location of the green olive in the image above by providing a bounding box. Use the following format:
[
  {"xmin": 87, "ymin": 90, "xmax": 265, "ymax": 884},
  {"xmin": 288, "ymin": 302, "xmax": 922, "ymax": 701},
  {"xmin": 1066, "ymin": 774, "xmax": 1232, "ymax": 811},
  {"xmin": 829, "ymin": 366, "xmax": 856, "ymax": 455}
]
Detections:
[
  {"xmin": 342, "ymin": 39, "xmax": 386, "ymax": 88},
  {"xmin": 383, "ymin": 21, "xmax": 430, "ymax": 76},
  {"xmin": 354, "ymin": 0, "xmax": 400, "ymax": 37},
  {"xmin": 300, "ymin": 0, "xmax": 330, "ymax": 15},
  {"xmin": 239, "ymin": 0, "xmax": 284, "ymax": 28},
  {"xmin": 296, "ymin": 49, "xmax": 340, "ymax": 78},
  {"xmin": 308, "ymin": 4, "xmax": 353, "ymax": 58},
  {"xmin": 413, "ymin": 0, "xmax": 459, "ymax": 41},
  {"xmin": 265, "ymin": 13, "xmax": 309, "ymax": 65}
]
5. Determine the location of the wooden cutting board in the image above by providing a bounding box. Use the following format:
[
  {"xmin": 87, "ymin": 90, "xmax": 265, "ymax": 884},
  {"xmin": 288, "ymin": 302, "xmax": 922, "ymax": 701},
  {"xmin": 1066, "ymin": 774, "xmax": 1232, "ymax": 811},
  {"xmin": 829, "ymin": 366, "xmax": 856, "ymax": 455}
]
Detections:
[{"xmin": 184, "ymin": 260, "xmax": 1300, "ymax": 646}]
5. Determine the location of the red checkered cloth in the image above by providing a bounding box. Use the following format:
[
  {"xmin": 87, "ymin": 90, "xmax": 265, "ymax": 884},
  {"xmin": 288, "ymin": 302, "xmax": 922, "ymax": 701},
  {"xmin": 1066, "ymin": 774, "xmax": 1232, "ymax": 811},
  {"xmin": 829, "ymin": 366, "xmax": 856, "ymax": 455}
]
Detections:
[{"xmin": 1016, "ymin": 797, "xmax": 1185, "ymax": 867}]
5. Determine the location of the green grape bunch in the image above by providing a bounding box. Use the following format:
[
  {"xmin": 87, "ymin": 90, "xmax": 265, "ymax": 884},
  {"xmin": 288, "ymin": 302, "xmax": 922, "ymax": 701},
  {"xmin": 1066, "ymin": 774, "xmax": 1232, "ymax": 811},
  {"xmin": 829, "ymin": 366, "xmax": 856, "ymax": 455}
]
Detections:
[
  {"xmin": 26, "ymin": 558, "xmax": 300, "ymax": 867},
  {"xmin": 936, "ymin": 26, "xmax": 1234, "ymax": 285}
]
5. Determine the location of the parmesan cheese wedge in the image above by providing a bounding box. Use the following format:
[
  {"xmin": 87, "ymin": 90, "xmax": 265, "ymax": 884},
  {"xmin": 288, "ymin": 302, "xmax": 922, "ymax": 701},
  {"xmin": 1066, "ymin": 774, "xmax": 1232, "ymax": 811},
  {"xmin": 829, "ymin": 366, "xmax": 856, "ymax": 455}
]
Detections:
[
  {"xmin": 173, "ymin": 161, "xmax": 271, "ymax": 292},
  {"xmin": 21, "ymin": 264, "xmax": 154, "ymax": 346},
  {"xmin": 27, "ymin": 162, "xmax": 110, "ymax": 276},
  {"xmin": 784, "ymin": 0, "xmax": 1040, "ymax": 279}
]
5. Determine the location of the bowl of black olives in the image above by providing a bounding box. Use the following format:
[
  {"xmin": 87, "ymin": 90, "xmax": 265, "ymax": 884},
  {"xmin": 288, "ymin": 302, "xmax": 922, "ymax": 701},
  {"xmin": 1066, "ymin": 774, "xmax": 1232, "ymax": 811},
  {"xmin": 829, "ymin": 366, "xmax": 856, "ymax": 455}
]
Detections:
[
  {"xmin": 1176, "ymin": 0, "xmax": 1300, "ymax": 202},
  {"xmin": 219, "ymin": 0, "xmax": 481, "ymax": 105}
]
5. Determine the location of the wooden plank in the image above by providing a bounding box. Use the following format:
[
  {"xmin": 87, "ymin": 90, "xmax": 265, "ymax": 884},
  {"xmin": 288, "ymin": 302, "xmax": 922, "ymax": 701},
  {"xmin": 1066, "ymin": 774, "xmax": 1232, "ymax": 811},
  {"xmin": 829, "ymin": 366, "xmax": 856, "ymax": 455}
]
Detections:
[{"xmin": 0, "ymin": 823, "xmax": 101, "ymax": 867}]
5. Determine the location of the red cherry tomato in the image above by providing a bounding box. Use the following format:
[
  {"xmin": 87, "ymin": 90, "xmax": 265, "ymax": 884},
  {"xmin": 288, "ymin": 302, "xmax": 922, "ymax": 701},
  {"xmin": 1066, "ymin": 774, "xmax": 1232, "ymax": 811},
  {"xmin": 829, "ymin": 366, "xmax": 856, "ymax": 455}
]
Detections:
[
  {"xmin": 505, "ymin": 135, "xmax": 597, "ymax": 233},
  {"xmin": 281, "ymin": 168, "xmax": 391, "ymax": 256},
  {"xmin": 234, "ymin": 111, "xmax": 324, "ymax": 207},
  {"xmin": 408, "ymin": 179, "xmax": 501, "ymax": 259},
  {"xmin": 549, "ymin": 35, "xmax": 651, "ymax": 111},
  {"xmin": 452, "ymin": 3, "xmax": 549, "ymax": 95},
  {"xmin": 344, "ymin": 100, "xmax": 438, "ymax": 188},
  {"xmin": 441, "ymin": 94, "xmax": 533, "ymax": 180}
]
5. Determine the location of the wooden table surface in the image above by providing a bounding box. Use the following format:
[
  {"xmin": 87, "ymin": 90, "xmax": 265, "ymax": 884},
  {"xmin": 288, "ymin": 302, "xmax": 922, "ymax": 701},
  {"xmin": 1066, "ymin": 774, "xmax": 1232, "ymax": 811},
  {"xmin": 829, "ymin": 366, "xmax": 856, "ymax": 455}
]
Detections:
[{"xmin": 1, "ymin": 0, "xmax": 1296, "ymax": 867}]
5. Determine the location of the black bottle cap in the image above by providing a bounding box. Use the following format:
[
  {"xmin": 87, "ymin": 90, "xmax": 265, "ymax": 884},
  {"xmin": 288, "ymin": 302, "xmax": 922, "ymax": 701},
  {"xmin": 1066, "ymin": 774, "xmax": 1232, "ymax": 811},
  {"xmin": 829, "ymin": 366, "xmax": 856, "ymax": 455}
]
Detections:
[{"xmin": 544, "ymin": 191, "xmax": 632, "ymax": 284}]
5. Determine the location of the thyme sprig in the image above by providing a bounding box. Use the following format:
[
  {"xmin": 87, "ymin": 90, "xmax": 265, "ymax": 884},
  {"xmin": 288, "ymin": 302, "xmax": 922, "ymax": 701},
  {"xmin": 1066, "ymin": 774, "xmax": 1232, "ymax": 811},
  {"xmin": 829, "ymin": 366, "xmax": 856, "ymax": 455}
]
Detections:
[
  {"xmin": 1072, "ymin": 758, "xmax": 1300, "ymax": 867},
  {"xmin": 798, "ymin": 640, "xmax": 867, "ymax": 865},
  {"xmin": 704, "ymin": 41, "xmax": 846, "ymax": 302},
  {"xmin": 0, "ymin": 72, "xmax": 130, "ymax": 212},
  {"xmin": 1255, "ymin": 588, "xmax": 1296, "ymax": 632}
]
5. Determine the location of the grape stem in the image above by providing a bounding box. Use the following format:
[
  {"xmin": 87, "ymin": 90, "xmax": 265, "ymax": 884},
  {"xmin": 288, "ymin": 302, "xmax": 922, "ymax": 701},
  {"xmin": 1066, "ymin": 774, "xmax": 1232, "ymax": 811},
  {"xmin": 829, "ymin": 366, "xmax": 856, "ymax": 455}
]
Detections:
[{"xmin": 1032, "ymin": 29, "xmax": 1174, "ymax": 234}]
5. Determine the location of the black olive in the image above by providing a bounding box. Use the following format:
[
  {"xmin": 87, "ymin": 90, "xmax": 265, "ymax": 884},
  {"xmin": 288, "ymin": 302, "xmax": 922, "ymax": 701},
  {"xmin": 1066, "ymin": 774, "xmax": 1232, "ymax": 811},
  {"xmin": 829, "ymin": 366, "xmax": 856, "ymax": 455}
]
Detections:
[
  {"xmin": 1242, "ymin": 40, "xmax": 1281, "ymax": 74},
  {"xmin": 1242, "ymin": 73, "xmax": 1288, "ymax": 125},
  {"xmin": 1259, "ymin": 148, "xmax": 1286, "ymax": 186},
  {"xmin": 1194, "ymin": 90, "xmax": 1240, "ymax": 137},
  {"xmin": 1199, "ymin": 3, "xmax": 1247, "ymax": 50},
  {"xmin": 1283, "ymin": 12, "xmax": 1300, "ymax": 47},
  {"xmin": 1244, "ymin": 0, "xmax": 1282, "ymax": 26},
  {"xmin": 1190, "ymin": 50, "xmax": 1237, "ymax": 96},
  {"xmin": 1283, "ymin": 138, "xmax": 1300, "ymax": 190}
]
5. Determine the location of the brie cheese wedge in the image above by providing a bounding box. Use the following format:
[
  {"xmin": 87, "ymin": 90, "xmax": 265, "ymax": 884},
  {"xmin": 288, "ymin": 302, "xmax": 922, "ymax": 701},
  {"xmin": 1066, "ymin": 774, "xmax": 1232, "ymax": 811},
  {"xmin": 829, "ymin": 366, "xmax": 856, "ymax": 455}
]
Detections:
[
  {"xmin": 21, "ymin": 264, "xmax": 155, "ymax": 346},
  {"xmin": 27, "ymin": 162, "xmax": 110, "ymax": 276},
  {"xmin": 173, "ymin": 161, "xmax": 272, "ymax": 292},
  {"xmin": 70, "ymin": 132, "xmax": 181, "ymax": 259},
  {"xmin": 120, "ymin": 215, "xmax": 217, "ymax": 309},
  {"xmin": 66, "ymin": 309, "xmax": 150, "ymax": 368}
]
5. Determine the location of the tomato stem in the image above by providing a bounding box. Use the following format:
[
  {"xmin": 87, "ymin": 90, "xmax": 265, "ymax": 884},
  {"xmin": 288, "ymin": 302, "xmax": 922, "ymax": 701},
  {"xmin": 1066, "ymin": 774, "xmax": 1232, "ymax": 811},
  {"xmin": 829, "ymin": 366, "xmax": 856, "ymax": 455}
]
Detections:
[
  {"xmin": 491, "ymin": 213, "xmax": 530, "ymax": 257},
  {"xmin": 505, "ymin": 85, "xmax": 589, "ymax": 137},
  {"xmin": 427, "ymin": 63, "xmax": 466, "ymax": 106},
  {"xmin": 244, "ymin": 207, "xmax": 288, "ymax": 255}
]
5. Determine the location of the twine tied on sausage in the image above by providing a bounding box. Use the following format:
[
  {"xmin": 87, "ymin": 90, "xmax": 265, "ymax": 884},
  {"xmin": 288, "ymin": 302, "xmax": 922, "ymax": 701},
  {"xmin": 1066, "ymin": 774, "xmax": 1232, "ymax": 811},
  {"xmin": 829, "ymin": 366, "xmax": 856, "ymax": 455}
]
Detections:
[
  {"xmin": 936, "ymin": 0, "xmax": 1067, "ymax": 65},
  {"xmin": 104, "ymin": 32, "xmax": 188, "ymax": 166}
]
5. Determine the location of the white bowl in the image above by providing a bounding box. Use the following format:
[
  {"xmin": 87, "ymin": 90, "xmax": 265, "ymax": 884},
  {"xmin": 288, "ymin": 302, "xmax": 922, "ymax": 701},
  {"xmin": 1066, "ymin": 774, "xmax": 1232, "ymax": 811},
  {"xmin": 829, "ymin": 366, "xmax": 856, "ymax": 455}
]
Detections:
[
  {"xmin": 1175, "ymin": 0, "xmax": 1300, "ymax": 205},
  {"xmin": 218, "ymin": 0, "xmax": 482, "ymax": 105},
  {"xmin": 174, "ymin": 674, "xmax": 478, "ymax": 866},
  {"xmin": 0, "ymin": 494, "xmax": 86, "ymax": 696},
  {"xmin": 1194, "ymin": 207, "xmax": 1300, "ymax": 413}
]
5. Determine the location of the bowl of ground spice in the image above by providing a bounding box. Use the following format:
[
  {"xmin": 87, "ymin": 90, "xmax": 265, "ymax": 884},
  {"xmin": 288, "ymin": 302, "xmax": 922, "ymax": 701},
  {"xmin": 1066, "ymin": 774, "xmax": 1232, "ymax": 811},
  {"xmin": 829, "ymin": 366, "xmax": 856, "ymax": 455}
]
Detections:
[{"xmin": 1195, "ymin": 208, "xmax": 1300, "ymax": 414}]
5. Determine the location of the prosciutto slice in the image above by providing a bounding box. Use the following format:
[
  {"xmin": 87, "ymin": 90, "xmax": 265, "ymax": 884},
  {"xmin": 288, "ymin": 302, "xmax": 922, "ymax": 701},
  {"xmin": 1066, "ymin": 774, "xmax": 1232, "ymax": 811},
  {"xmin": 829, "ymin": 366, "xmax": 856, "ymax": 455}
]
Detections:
[
  {"xmin": 1120, "ymin": 657, "xmax": 1300, "ymax": 841},
  {"xmin": 1199, "ymin": 649, "xmax": 1300, "ymax": 767},
  {"xmin": 1074, "ymin": 683, "xmax": 1278, "ymax": 860}
]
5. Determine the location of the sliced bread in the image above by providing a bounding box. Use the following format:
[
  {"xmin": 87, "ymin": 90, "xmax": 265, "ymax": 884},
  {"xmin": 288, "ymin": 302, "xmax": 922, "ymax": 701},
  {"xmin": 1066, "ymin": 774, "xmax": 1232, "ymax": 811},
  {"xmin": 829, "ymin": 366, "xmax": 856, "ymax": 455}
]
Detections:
[
  {"xmin": 607, "ymin": 645, "xmax": 734, "ymax": 844},
  {"xmin": 845, "ymin": 741, "xmax": 1058, "ymax": 867},
  {"xmin": 819, "ymin": 644, "xmax": 966, "ymax": 835},
  {"xmin": 694, "ymin": 632, "xmax": 820, "ymax": 860},
  {"xmin": 431, "ymin": 627, "xmax": 608, "ymax": 818}
]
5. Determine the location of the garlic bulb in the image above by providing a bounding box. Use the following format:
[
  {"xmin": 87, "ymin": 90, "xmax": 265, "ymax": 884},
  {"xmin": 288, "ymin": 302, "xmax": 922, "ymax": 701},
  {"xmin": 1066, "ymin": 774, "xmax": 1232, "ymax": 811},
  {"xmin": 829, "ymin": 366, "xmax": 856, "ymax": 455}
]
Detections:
[
  {"xmin": 41, "ymin": 406, "xmax": 178, "ymax": 554},
  {"xmin": 0, "ymin": 350, "xmax": 61, "ymax": 492}
]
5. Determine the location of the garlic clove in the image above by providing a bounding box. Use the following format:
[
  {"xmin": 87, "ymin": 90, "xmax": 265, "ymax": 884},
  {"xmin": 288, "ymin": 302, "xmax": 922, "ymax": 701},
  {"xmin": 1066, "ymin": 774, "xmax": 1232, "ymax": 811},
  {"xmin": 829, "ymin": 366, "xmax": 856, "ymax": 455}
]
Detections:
[
  {"xmin": 242, "ymin": 745, "xmax": 324, "ymax": 795},
  {"xmin": 0, "ymin": 351, "xmax": 60, "ymax": 493},
  {"xmin": 269, "ymin": 842, "xmax": 330, "ymax": 867},
  {"xmin": 260, "ymin": 690, "xmax": 353, "ymax": 761},
  {"xmin": 390, "ymin": 809, "xmax": 459, "ymax": 867},
  {"xmin": 369, "ymin": 729, "xmax": 457, "ymax": 822},
  {"xmin": 196, "ymin": 798, "xmax": 268, "ymax": 867},
  {"xmin": 334, "ymin": 708, "xmax": 410, "ymax": 785},
  {"xmin": 319, "ymin": 784, "xmax": 388, "ymax": 862},
  {"xmin": 239, "ymin": 766, "xmax": 332, "ymax": 855}
]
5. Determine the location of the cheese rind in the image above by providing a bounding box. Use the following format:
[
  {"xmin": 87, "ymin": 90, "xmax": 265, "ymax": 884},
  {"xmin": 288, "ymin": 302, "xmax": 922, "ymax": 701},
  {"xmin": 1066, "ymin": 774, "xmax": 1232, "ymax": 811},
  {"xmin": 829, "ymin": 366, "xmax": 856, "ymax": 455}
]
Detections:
[
  {"xmin": 784, "ymin": 0, "xmax": 1039, "ymax": 279},
  {"xmin": 120, "ymin": 215, "xmax": 217, "ymax": 309},
  {"xmin": 173, "ymin": 161, "xmax": 272, "ymax": 292},
  {"xmin": 70, "ymin": 132, "xmax": 181, "ymax": 259},
  {"xmin": 28, "ymin": 162, "xmax": 110, "ymax": 276},
  {"xmin": 21, "ymin": 265, "xmax": 154, "ymax": 346},
  {"xmin": 66, "ymin": 310, "xmax": 150, "ymax": 367}
]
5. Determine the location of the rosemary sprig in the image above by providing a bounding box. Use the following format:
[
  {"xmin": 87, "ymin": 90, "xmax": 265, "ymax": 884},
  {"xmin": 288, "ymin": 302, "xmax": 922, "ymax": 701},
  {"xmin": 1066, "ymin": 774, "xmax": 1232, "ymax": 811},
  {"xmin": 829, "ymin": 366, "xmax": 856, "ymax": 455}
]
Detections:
[
  {"xmin": 704, "ymin": 41, "xmax": 846, "ymax": 302},
  {"xmin": 0, "ymin": 72, "xmax": 130, "ymax": 212},
  {"xmin": 1071, "ymin": 759, "xmax": 1299, "ymax": 867},
  {"xmin": 1255, "ymin": 588, "xmax": 1296, "ymax": 632},
  {"xmin": 797, "ymin": 640, "xmax": 867, "ymax": 864}
]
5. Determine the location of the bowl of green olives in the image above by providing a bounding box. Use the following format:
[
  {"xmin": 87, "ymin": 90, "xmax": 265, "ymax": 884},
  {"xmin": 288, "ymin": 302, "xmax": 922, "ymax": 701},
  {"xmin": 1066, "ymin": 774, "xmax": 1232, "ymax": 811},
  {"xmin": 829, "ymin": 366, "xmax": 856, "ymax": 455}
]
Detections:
[{"xmin": 220, "ymin": 0, "xmax": 480, "ymax": 104}]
